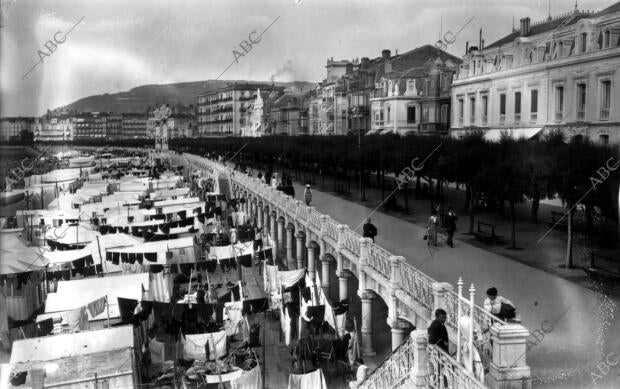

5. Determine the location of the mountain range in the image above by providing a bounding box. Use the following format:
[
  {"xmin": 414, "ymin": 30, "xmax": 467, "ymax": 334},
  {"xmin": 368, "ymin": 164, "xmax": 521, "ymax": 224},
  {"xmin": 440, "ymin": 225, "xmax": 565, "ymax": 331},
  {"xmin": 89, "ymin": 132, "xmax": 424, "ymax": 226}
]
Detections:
[{"xmin": 57, "ymin": 80, "xmax": 316, "ymax": 113}]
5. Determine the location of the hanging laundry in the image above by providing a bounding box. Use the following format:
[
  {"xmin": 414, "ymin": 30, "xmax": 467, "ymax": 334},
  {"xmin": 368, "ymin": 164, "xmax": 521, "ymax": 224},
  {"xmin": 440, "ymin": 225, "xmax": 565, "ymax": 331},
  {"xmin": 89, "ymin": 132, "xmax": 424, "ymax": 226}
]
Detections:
[
  {"xmin": 149, "ymin": 337, "xmax": 165, "ymax": 365},
  {"xmin": 287, "ymin": 368, "xmax": 327, "ymax": 389},
  {"xmin": 87, "ymin": 296, "xmax": 107, "ymax": 317},
  {"xmin": 242, "ymin": 297, "xmax": 268, "ymax": 315},
  {"xmin": 224, "ymin": 301, "xmax": 243, "ymax": 336},
  {"xmin": 118, "ymin": 297, "xmax": 138, "ymax": 323},
  {"xmin": 67, "ymin": 306, "xmax": 89, "ymax": 333},
  {"xmin": 231, "ymin": 364, "xmax": 262, "ymax": 389}
]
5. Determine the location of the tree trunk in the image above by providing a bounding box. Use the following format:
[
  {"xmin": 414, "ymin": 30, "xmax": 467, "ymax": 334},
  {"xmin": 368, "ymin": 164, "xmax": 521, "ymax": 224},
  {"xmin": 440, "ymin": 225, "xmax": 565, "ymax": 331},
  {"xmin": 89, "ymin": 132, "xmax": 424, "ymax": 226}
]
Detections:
[
  {"xmin": 468, "ymin": 186, "xmax": 476, "ymax": 233},
  {"xmin": 585, "ymin": 203, "xmax": 593, "ymax": 233},
  {"xmin": 531, "ymin": 192, "xmax": 540, "ymax": 223},
  {"xmin": 510, "ymin": 199, "xmax": 516, "ymax": 249},
  {"xmin": 565, "ymin": 204, "xmax": 574, "ymax": 269},
  {"xmin": 404, "ymin": 182, "xmax": 409, "ymax": 214},
  {"xmin": 465, "ymin": 185, "xmax": 471, "ymax": 210}
]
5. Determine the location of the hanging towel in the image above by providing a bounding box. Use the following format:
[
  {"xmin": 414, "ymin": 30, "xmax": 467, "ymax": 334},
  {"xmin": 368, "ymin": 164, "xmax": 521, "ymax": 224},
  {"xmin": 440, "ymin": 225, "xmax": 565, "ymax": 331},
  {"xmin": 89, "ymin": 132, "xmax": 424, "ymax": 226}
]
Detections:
[
  {"xmin": 287, "ymin": 369, "xmax": 327, "ymax": 389},
  {"xmin": 149, "ymin": 338, "xmax": 165, "ymax": 365},
  {"xmin": 231, "ymin": 365, "xmax": 262, "ymax": 389},
  {"xmin": 67, "ymin": 306, "xmax": 90, "ymax": 333},
  {"xmin": 278, "ymin": 269, "xmax": 306, "ymax": 288},
  {"xmin": 183, "ymin": 331, "xmax": 227, "ymax": 360},
  {"xmin": 264, "ymin": 265, "xmax": 278, "ymax": 293},
  {"xmin": 86, "ymin": 296, "xmax": 107, "ymax": 318},
  {"xmin": 224, "ymin": 301, "xmax": 243, "ymax": 336}
]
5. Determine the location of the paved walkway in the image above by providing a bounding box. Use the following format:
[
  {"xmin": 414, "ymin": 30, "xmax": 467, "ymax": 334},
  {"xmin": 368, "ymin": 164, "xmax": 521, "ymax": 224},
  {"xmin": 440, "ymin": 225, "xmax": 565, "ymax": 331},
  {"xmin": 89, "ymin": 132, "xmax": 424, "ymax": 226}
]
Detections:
[{"xmin": 289, "ymin": 181, "xmax": 620, "ymax": 389}]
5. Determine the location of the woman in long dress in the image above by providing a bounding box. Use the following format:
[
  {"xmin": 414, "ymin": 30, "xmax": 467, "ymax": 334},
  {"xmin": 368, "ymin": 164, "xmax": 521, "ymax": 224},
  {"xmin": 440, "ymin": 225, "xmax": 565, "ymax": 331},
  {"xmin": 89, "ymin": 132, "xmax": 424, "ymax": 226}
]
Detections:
[{"xmin": 428, "ymin": 210, "xmax": 439, "ymax": 246}]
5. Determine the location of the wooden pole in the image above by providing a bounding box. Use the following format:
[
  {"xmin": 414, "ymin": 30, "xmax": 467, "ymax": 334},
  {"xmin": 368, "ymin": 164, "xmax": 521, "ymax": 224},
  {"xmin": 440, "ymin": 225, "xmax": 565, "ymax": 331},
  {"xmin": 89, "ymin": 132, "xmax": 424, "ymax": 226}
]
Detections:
[{"xmin": 106, "ymin": 296, "xmax": 110, "ymax": 328}]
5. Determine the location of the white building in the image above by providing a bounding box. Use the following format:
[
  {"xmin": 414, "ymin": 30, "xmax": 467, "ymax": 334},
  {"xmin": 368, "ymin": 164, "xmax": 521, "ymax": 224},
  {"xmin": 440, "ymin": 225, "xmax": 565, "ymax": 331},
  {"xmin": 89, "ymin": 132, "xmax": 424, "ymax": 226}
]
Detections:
[
  {"xmin": 451, "ymin": 2, "xmax": 620, "ymax": 144},
  {"xmin": 0, "ymin": 117, "xmax": 36, "ymax": 142}
]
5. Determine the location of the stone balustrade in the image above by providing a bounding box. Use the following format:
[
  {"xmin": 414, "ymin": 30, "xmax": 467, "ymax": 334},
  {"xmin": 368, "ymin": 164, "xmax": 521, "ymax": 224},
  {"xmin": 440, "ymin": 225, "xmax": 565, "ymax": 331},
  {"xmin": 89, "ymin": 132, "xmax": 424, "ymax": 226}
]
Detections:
[{"xmin": 182, "ymin": 153, "xmax": 532, "ymax": 389}]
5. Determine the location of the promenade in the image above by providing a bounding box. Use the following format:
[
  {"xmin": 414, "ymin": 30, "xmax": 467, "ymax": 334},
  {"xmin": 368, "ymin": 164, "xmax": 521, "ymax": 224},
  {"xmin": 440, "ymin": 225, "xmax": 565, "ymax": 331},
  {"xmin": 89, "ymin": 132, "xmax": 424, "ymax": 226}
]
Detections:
[{"xmin": 286, "ymin": 180, "xmax": 620, "ymax": 388}]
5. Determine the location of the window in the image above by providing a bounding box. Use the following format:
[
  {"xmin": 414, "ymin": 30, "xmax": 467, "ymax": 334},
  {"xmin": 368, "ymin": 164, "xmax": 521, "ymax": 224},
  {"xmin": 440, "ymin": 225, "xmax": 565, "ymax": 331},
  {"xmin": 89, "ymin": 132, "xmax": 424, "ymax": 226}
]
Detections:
[
  {"xmin": 581, "ymin": 33, "xmax": 587, "ymax": 53},
  {"xmin": 407, "ymin": 106, "xmax": 416, "ymax": 123},
  {"xmin": 600, "ymin": 80, "xmax": 611, "ymax": 120},
  {"xmin": 576, "ymin": 83, "xmax": 586, "ymax": 120},
  {"xmin": 530, "ymin": 89, "xmax": 538, "ymax": 122},
  {"xmin": 469, "ymin": 96, "xmax": 476, "ymax": 124},
  {"xmin": 499, "ymin": 93, "xmax": 506, "ymax": 124},
  {"xmin": 555, "ymin": 86, "xmax": 564, "ymax": 122},
  {"xmin": 599, "ymin": 134, "xmax": 610, "ymax": 144},
  {"xmin": 604, "ymin": 31, "xmax": 611, "ymax": 48},
  {"xmin": 458, "ymin": 98, "xmax": 464, "ymax": 124},
  {"xmin": 514, "ymin": 92, "xmax": 521, "ymax": 123},
  {"xmin": 422, "ymin": 106, "xmax": 429, "ymax": 122},
  {"xmin": 481, "ymin": 95, "xmax": 488, "ymax": 125}
]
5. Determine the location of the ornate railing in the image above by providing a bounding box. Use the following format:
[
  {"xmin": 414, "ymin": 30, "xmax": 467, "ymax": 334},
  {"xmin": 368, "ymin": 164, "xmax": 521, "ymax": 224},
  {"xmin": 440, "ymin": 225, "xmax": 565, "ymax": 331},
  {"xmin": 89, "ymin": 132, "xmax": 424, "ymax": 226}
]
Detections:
[
  {"xmin": 366, "ymin": 242, "xmax": 392, "ymax": 279},
  {"xmin": 400, "ymin": 264, "xmax": 435, "ymax": 312},
  {"xmin": 427, "ymin": 345, "xmax": 486, "ymax": 389},
  {"xmin": 307, "ymin": 208, "xmax": 321, "ymax": 231},
  {"xmin": 341, "ymin": 226, "xmax": 361, "ymax": 256},
  {"xmin": 323, "ymin": 217, "xmax": 338, "ymax": 241},
  {"xmin": 358, "ymin": 336, "xmax": 416, "ymax": 389},
  {"xmin": 295, "ymin": 203, "xmax": 307, "ymax": 222}
]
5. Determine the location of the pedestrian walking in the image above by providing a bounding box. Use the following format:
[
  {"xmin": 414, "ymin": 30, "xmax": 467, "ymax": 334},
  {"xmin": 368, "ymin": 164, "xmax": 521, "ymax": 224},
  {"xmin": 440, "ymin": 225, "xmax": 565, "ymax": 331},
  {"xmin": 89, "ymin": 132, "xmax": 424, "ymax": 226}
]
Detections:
[
  {"xmin": 304, "ymin": 184, "xmax": 312, "ymax": 206},
  {"xmin": 445, "ymin": 207, "xmax": 458, "ymax": 248},
  {"xmin": 427, "ymin": 210, "xmax": 439, "ymax": 246},
  {"xmin": 362, "ymin": 218, "xmax": 378, "ymax": 243}
]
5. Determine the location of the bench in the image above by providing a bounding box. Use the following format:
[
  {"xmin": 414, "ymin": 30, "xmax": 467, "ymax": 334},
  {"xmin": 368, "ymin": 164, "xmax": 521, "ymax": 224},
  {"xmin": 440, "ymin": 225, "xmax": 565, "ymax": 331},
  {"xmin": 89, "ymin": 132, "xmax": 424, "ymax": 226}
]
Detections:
[
  {"xmin": 583, "ymin": 252, "xmax": 620, "ymax": 280},
  {"xmin": 473, "ymin": 221, "xmax": 503, "ymax": 243}
]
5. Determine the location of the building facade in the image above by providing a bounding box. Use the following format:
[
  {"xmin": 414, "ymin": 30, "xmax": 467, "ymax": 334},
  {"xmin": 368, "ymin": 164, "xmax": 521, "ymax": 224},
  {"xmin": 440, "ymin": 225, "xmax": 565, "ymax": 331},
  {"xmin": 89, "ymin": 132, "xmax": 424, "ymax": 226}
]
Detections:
[
  {"xmin": 197, "ymin": 83, "xmax": 284, "ymax": 136},
  {"xmin": 120, "ymin": 113, "xmax": 148, "ymax": 139},
  {"xmin": 369, "ymin": 46, "xmax": 460, "ymax": 136},
  {"xmin": 36, "ymin": 115, "xmax": 73, "ymax": 142},
  {"xmin": 74, "ymin": 112, "xmax": 107, "ymax": 139},
  {"xmin": 451, "ymin": 3, "xmax": 620, "ymax": 143},
  {"xmin": 168, "ymin": 113, "xmax": 196, "ymax": 138},
  {"xmin": 267, "ymin": 94, "xmax": 309, "ymax": 136},
  {"xmin": 0, "ymin": 117, "xmax": 36, "ymax": 142}
]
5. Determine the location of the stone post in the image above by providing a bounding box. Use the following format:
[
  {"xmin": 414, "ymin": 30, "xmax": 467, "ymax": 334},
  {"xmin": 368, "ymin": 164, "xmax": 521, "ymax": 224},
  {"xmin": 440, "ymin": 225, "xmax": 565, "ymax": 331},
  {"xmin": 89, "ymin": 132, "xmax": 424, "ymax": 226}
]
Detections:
[
  {"xmin": 286, "ymin": 224, "xmax": 295, "ymax": 270},
  {"xmin": 295, "ymin": 231, "xmax": 305, "ymax": 269},
  {"xmin": 277, "ymin": 217, "xmax": 285, "ymax": 257},
  {"xmin": 360, "ymin": 290, "xmax": 376, "ymax": 356},
  {"xmin": 487, "ymin": 324, "xmax": 532, "ymax": 389},
  {"xmin": 320, "ymin": 254, "xmax": 331, "ymax": 294},
  {"xmin": 257, "ymin": 203, "xmax": 263, "ymax": 229},
  {"xmin": 263, "ymin": 207, "xmax": 270, "ymax": 233},
  {"xmin": 409, "ymin": 330, "xmax": 430, "ymax": 388},
  {"xmin": 358, "ymin": 238, "xmax": 370, "ymax": 293},
  {"xmin": 270, "ymin": 211, "xmax": 278, "ymax": 252},
  {"xmin": 430, "ymin": 281, "xmax": 454, "ymax": 330},
  {"xmin": 338, "ymin": 269, "xmax": 350, "ymax": 302},
  {"xmin": 307, "ymin": 242, "xmax": 316, "ymax": 280},
  {"xmin": 389, "ymin": 318, "xmax": 415, "ymax": 351}
]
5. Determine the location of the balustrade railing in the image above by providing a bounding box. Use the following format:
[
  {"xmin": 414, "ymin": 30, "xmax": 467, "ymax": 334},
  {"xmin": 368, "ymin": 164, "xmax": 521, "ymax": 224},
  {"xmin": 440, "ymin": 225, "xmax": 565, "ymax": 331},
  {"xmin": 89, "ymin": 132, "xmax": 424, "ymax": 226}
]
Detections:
[
  {"xmin": 323, "ymin": 217, "xmax": 338, "ymax": 241},
  {"xmin": 307, "ymin": 208, "xmax": 321, "ymax": 231},
  {"xmin": 358, "ymin": 336, "xmax": 416, "ymax": 389},
  {"xmin": 185, "ymin": 154, "xmax": 514, "ymax": 386},
  {"xmin": 399, "ymin": 264, "xmax": 434, "ymax": 312},
  {"xmin": 366, "ymin": 242, "xmax": 392, "ymax": 279},
  {"xmin": 341, "ymin": 226, "xmax": 361, "ymax": 256},
  {"xmin": 427, "ymin": 344, "xmax": 486, "ymax": 389}
]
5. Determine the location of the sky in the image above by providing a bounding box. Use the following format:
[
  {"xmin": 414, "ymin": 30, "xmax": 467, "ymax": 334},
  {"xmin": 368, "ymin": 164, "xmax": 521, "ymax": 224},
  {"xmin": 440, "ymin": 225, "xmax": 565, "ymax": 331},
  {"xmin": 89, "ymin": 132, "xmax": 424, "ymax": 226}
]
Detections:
[{"xmin": 0, "ymin": 0, "xmax": 615, "ymax": 116}]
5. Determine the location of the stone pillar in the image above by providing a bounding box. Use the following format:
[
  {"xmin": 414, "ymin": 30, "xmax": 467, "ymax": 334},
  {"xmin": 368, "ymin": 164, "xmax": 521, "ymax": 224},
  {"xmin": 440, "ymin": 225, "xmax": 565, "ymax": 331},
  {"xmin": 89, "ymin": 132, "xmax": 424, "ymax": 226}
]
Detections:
[
  {"xmin": 307, "ymin": 242, "xmax": 316, "ymax": 280},
  {"xmin": 263, "ymin": 207, "xmax": 270, "ymax": 233},
  {"xmin": 338, "ymin": 270, "xmax": 350, "ymax": 302},
  {"xmin": 409, "ymin": 330, "xmax": 430, "ymax": 388},
  {"xmin": 277, "ymin": 217, "xmax": 285, "ymax": 256},
  {"xmin": 257, "ymin": 204, "xmax": 263, "ymax": 229},
  {"xmin": 360, "ymin": 290, "xmax": 376, "ymax": 356},
  {"xmin": 295, "ymin": 231, "xmax": 305, "ymax": 269},
  {"xmin": 286, "ymin": 224, "xmax": 295, "ymax": 269},
  {"xmin": 270, "ymin": 212, "xmax": 278, "ymax": 252},
  {"xmin": 487, "ymin": 324, "xmax": 532, "ymax": 389},
  {"xmin": 320, "ymin": 255, "xmax": 331, "ymax": 294},
  {"xmin": 431, "ymin": 281, "xmax": 454, "ymax": 324},
  {"xmin": 389, "ymin": 318, "xmax": 415, "ymax": 351}
]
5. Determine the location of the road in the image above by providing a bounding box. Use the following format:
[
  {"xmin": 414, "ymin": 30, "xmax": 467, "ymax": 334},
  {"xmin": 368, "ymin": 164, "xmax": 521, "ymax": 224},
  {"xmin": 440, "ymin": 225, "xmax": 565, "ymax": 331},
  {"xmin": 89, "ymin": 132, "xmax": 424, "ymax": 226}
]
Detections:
[{"xmin": 290, "ymin": 181, "xmax": 620, "ymax": 389}]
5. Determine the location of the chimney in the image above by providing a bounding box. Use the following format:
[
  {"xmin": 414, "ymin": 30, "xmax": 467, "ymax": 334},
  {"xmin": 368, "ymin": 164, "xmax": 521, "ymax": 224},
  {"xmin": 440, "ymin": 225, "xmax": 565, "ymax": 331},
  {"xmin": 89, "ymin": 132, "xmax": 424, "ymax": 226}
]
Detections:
[
  {"xmin": 520, "ymin": 17, "xmax": 531, "ymax": 36},
  {"xmin": 381, "ymin": 49, "xmax": 391, "ymax": 60},
  {"xmin": 361, "ymin": 57, "xmax": 370, "ymax": 68},
  {"xmin": 395, "ymin": 49, "xmax": 398, "ymax": 56},
  {"xmin": 465, "ymin": 41, "xmax": 469, "ymax": 54},
  {"xmin": 479, "ymin": 28, "xmax": 482, "ymax": 49},
  {"xmin": 481, "ymin": 38, "xmax": 485, "ymax": 50}
]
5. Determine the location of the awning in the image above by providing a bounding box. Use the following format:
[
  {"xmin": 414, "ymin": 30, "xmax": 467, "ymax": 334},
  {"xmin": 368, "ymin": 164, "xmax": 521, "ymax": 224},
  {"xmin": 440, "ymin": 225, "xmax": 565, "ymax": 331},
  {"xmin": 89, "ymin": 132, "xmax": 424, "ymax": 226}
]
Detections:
[{"xmin": 483, "ymin": 128, "xmax": 543, "ymax": 142}]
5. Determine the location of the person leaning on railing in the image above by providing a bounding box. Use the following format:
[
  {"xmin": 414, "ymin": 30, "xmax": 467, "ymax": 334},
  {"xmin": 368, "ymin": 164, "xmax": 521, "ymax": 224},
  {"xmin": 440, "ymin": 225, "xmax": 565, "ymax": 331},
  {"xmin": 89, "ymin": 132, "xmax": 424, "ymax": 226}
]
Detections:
[{"xmin": 483, "ymin": 287, "xmax": 516, "ymax": 321}]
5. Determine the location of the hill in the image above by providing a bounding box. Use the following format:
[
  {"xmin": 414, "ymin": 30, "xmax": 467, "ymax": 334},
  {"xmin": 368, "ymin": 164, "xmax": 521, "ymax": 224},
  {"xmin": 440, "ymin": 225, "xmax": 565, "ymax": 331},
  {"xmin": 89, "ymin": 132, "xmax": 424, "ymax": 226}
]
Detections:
[{"xmin": 57, "ymin": 80, "xmax": 316, "ymax": 113}]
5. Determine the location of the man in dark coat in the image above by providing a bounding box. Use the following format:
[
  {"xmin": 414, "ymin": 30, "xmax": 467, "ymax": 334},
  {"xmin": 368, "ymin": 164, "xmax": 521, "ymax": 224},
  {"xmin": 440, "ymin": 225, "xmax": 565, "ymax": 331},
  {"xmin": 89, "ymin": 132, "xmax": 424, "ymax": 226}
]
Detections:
[
  {"xmin": 445, "ymin": 207, "xmax": 458, "ymax": 248},
  {"xmin": 428, "ymin": 309, "xmax": 449, "ymax": 353},
  {"xmin": 362, "ymin": 218, "xmax": 378, "ymax": 243}
]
